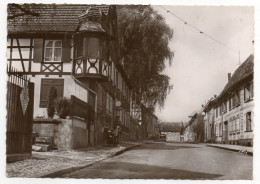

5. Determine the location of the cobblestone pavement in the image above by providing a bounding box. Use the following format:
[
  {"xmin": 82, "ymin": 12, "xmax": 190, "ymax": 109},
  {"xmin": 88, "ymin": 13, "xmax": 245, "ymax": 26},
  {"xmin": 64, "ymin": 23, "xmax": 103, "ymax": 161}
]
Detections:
[{"xmin": 6, "ymin": 142, "xmax": 143, "ymax": 178}]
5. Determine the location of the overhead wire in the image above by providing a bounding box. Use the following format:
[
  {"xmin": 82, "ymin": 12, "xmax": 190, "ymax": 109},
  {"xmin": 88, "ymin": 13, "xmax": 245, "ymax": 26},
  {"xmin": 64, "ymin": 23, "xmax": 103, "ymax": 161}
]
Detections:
[{"xmin": 159, "ymin": 5, "xmax": 240, "ymax": 56}]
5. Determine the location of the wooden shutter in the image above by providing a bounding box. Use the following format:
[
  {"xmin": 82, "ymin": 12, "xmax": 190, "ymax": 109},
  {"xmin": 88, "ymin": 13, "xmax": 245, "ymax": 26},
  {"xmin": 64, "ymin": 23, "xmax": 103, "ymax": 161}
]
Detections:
[
  {"xmin": 62, "ymin": 38, "xmax": 71, "ymax": 62},
  {"xmin": 33, "ymin": 38, "xmax": 44, "ymax": 63},
  {"xmin": 250, "ymin": 82, "xmax": 253, "ymax": 98}
]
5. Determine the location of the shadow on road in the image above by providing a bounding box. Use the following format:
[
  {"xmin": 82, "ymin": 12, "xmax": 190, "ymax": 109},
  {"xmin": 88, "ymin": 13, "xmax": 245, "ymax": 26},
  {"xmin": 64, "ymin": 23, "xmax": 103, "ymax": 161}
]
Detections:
[{"xmin": 64, "ymin": 161, "xmax": 223, "ymax": 179}]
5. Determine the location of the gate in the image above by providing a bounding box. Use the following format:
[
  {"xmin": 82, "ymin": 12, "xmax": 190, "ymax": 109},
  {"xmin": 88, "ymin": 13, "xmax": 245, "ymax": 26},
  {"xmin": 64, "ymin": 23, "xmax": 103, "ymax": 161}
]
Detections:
[{"xmin": 6, "ymin": 67, "xmax": 34, "ymax": 162}]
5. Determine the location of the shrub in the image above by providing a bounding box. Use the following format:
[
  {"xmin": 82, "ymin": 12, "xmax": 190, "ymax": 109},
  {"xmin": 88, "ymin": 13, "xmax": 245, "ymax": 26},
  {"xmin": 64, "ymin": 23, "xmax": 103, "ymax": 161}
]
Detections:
[
  {"xmin": 55, "ymin": 97, "xmax": 71, "ymax": 119},
  {"xmin": 47, "ymin": 86, "xmax": 57, "ymax": 118}
]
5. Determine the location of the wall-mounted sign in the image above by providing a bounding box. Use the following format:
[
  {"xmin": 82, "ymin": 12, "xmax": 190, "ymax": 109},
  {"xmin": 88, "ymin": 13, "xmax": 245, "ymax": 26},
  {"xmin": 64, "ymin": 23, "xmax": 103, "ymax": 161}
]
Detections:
[{"xmin": 115, "ymin": 100, "xmax": 121, "ymax": 107}]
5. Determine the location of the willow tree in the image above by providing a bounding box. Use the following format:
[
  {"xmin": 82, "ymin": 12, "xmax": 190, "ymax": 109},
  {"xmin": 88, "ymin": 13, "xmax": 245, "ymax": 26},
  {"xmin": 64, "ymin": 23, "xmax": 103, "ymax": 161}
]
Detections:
[{"xmin": 117, "ymin": 5, "xmax": 174, "ymax": 109}]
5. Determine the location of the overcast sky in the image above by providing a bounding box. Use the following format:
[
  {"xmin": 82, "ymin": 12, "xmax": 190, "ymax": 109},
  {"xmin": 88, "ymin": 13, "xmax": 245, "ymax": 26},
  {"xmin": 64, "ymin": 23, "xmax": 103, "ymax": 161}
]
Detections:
[{"xmin": 152, "ymin": 5, "xmax": 254, "ymax": 122}]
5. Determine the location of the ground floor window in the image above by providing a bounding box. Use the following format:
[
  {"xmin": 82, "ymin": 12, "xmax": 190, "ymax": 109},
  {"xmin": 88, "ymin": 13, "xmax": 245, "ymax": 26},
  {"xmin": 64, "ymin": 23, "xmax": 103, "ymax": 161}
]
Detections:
[
  {"xmin": 219, "ymin": 123, "xmax": 222, "ymax": 136},
  {"xmin": 40, "ymin": 79, "xmax": 64, "ymax": 107},
  {"xmin": 246, "ymin": 112, "xmax": 252, "ymax": 131}
]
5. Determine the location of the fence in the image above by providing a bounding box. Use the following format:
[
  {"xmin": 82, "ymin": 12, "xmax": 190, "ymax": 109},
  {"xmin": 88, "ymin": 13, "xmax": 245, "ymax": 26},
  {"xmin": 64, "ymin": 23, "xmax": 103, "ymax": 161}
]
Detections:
[
  {"xmin": 6, "ymin": 67, "xmax": 34, "ymax": 162},
  {"xmin": 70, "ymin": 95, "xmax": 90, "ymax": 120}
]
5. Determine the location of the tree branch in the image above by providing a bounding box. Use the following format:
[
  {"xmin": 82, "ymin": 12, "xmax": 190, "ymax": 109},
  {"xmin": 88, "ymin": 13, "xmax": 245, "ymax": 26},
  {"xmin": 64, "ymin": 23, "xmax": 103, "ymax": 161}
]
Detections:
[{"xmin": 8, "ymin": 4, "xmax": 40, "ymax": 19}]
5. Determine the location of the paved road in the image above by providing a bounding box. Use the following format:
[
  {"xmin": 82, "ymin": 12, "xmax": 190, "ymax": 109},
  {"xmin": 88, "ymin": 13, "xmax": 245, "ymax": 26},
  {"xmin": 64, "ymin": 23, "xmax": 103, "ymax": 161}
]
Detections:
[{"xmin": 62, "ymin": 142, "xmax": 253, "ymax": 180}]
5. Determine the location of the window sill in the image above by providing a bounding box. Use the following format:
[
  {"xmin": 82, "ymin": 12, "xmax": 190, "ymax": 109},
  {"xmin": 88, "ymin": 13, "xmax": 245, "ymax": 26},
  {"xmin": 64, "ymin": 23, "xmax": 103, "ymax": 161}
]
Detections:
[
  {"xmin": 245, "ymin": 130, "xmax": 253, "ymax": 132},
  {"xmin": 244, "ymin": 98, "xmax": 253, "ymax": 103},
  {"xmin": 43, "ymin": 61, "xmax": 62, "ymax": 63},
  {"xmin": 236, "ymin": 104, "xmax": 240, "ymax": 107},
  {"xmin": 39, "ymin": 104, "xmax": 47, "ymax": 108}
]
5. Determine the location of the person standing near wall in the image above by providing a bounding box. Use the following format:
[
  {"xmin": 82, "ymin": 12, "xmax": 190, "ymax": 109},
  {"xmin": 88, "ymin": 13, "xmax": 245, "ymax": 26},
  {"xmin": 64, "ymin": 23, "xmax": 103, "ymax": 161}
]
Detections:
[
  {"xmin": 103, "ymin": 123, "xmax": 109, "ymax": 146},
  {"xmin": 114, "ymin": 126, "xmax": 120, "ymax": 145}
]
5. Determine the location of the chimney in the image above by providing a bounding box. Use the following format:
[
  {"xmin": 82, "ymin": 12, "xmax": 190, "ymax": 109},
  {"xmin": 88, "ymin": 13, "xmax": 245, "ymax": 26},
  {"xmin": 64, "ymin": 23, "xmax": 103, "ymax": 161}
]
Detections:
[{"xmin": 228, "ymin": 73, "xmax": 231, "ymax": 82}]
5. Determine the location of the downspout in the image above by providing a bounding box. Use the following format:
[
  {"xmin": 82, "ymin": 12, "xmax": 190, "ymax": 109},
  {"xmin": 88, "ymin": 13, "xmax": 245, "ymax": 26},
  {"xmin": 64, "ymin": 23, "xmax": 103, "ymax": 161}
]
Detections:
[{"xmin": 71, "ymin": 34, "xmax": 98, "ymax": 145}]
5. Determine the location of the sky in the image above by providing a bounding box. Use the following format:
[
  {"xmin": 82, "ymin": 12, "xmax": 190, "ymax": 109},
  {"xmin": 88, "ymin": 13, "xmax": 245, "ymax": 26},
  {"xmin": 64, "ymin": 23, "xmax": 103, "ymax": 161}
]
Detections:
[
  {"xmin": 152, "ymin": 5, "xmax": 254, "ymax": 122},
  {"xmin": 0, "ymin": 1, "xmax": 259, "ymax": 184}
]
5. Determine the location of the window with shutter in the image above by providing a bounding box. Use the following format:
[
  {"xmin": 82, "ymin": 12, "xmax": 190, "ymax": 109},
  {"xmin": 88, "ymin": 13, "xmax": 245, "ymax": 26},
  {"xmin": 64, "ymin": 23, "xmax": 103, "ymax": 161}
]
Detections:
[
  {"xmin": 44, "ymin": 40, "xmax": 62, "ymax": 62},
  {"xmin": 33, "ymin": 38, "xmax": 44, "ymax": 63},
  {"xmin": 246, "ymin": 112, "xmax": 252, "ymax": 131},
  {"xmin": 244, "ymin": 82, "xmax": 253, "ymax": 102},
  {"xmin": 40, "ymin": 79, "xmax": 64, "ymax": 107},
  {"xmin": 219, "ymin": 123, "xmax": 222, "ymax": 136},
  {"xmin": 34, "ymin": 38, "xmax": 71, "ymax": 63},
  {"xmin": 62, "ymin": 39, "xmax": 71, "ymax": 62},
  {"xmin": 236, "ymin": 118, "xmax": 240, "ymax": 131}
]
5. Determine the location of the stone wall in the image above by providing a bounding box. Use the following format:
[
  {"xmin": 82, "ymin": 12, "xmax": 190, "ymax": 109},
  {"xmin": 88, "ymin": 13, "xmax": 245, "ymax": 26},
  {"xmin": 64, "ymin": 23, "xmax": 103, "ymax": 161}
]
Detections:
[
  {"xmin": 55, "ymin": 119, "xmax": 73, "ymax": 150},
  {"xmin": 33, "ymin": 118, "xmax": 89, "ymax": 150}
]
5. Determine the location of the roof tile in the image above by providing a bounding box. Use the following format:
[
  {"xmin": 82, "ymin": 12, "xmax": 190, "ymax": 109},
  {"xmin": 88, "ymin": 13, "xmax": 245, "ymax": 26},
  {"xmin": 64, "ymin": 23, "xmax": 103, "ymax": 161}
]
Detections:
[{"xmin": 7, "ymin": 4, "xmax": 110, "ymax": 33}]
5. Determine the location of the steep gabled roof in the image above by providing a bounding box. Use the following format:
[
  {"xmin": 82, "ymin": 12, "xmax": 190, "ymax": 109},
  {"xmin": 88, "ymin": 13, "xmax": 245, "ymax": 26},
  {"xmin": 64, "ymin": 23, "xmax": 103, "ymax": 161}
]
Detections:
[
  {"xmin": 7, "ymin": 4, "xmax": 110, "ymax": 33},
  {"xmin": 217, "ymin": 54, "xmax": 254, "ymax": 100}
]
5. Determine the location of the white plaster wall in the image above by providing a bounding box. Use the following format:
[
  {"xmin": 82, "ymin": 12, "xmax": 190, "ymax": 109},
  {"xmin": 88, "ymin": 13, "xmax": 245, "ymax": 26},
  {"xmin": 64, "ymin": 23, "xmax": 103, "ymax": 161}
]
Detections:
[
  {"xmin": 217, "ymin": 86, "xmax": 254, "ymax": 142},
  {"xmin": 7, "ymin": 38, "xmax": 73, "ymax": 73},
  {"xmin": 63, "ymin": 63, "xmax": 72, "ymax": 72},
  {"xmin": 29, "ymin": 75, "xmax": 89, "ymax": 118},
  {"xmin": 161, "ymin": 132, "xmax": 181, "ymax": 142}
]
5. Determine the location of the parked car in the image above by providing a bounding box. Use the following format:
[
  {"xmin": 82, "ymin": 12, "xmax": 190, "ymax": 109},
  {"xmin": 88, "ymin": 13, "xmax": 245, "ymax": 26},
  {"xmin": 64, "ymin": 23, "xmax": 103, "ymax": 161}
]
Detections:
[{"xmin": 159, "ymin": 134, "xmax": 166, "ymax": 141}]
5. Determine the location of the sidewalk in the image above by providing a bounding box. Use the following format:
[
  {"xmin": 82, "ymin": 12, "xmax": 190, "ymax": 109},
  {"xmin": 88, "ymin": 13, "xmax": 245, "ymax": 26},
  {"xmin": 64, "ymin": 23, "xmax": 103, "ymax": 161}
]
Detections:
[
  {"xmin": 6, "ymin": 141, "xmax": 146, "ymax": 178},
  {"xmin": 206, "ymin": 143, "xmax": 253, "ymax": 155}
]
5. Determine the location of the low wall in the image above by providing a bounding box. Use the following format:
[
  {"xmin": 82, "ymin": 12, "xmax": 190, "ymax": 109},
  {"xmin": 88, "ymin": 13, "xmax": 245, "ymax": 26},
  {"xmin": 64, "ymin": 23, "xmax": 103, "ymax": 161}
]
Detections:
[
  {"xmin": 72, "ymin": 117, "xmax": 89, "ymax": 149},
  {"xmin": 33, "ymin": 118, "xmax": 88, "ymax": 150},
  {"xmin": 229, "ymin": 138, "xmax": 253, "ymax": 147}
]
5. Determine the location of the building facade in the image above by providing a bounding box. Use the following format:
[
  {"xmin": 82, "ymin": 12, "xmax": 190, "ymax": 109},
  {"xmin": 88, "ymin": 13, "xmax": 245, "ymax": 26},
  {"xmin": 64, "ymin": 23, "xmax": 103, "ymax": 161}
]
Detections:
[
  {"xmin": 160, "ymin": 122, "xmax": 184, "ymax": 142},
  {"xmin": 203, "ymin": 54, "xmax": 254, "ymax": 146},
  {"xmin": 7, "ymin": 4, "xmax": 158, "ymax": 149}
]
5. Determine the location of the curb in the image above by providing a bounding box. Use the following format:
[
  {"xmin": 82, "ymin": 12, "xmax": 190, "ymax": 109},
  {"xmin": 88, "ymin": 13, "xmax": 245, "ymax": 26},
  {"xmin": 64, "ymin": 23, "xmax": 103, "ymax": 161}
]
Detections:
[
  {"xmin": 206, "ymin": 145, "xmax": 253, "ymax": 156},
  {"xmin": 37, "ymin": 143, "xmax": 144, "ymax": 178}
]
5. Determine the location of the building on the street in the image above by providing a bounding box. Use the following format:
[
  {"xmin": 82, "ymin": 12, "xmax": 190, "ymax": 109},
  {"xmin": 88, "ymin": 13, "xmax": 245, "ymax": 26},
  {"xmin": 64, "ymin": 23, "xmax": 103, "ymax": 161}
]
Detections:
[
  {"xmin": 214, "ymin": 54, "xmax": 254, "ymax": 146},
  {"xmin": 160, "ymin": 122, "xmax": 184, "ymax": 142},
  {"xmin": 141, "ymin": 104, "xmax": 160, "ymax": 140},
  {"xmin": 202, "ymin": 97, "xmax": 216, "ymax": 143},
  {"xmin": 7, "ymin": 4, "xmax": 158, "ymax": 150},
  {"xmin": 202, "ymin": 54, "xmax": 254, "ymax": 146},
  {"xmin": 183, "ymin": 111, "xmax": 204, "ymax": 142},
  {"xmin": 151, "ymin": 114, "xmax": 160, "ymax": 140}
]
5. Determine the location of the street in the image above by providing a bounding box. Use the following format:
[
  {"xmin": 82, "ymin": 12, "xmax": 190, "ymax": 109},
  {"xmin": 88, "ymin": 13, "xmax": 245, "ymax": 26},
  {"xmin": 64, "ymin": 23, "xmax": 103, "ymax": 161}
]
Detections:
[{"xmin": 61, "ymin": 142, "xmax": 252, "ymax": 179}]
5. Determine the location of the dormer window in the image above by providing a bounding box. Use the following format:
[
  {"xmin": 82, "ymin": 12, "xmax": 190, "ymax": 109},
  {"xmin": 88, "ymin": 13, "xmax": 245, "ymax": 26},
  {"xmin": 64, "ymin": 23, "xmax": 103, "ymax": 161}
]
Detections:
[
  {"xmin": 244, "ymin": 82, "xmax": 253, "ymax": 102},
  {"xmin": 44, "ymin": 40, "xmax": 62, "ymax": 62}
]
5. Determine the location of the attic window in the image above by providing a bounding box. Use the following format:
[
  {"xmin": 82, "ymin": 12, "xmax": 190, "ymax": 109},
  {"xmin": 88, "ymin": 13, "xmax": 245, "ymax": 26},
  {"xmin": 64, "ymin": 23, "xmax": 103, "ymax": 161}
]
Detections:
[
  {"xmin": 244, "ymin": 82, "xmax": 253, "ymax": 102},
  {"xmin": 231, "ymin": 90, "xmax": 240, "ymax": 108},
  {"xmin": 44, "ymin": 40, "xmax": 62, "ymax": 62}
]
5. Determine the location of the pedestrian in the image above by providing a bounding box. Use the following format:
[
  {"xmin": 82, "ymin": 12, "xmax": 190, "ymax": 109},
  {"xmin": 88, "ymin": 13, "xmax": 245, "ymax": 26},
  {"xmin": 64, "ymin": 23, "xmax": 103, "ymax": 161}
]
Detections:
[
  {"xmin": 103, "ymin": 123, "xmax": 109, "ymax": 146},
  {"xmin": 114, "ymin": 126, "xmax": 120, "ymax": 145}
]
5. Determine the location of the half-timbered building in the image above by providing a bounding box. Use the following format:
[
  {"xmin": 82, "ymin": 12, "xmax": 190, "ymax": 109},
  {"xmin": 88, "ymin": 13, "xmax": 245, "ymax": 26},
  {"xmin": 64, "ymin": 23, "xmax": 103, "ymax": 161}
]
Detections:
[{"xmin": 7, "ymin": 4, "xmax": 137, "ymax": 148}]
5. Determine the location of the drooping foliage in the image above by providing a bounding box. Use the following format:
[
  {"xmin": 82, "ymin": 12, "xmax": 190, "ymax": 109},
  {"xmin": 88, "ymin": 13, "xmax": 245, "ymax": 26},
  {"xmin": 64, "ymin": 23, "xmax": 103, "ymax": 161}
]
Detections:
[
  {"xmin": 55, "ymin": 97, "xmax": 71, "ymax": 119},
  {"xmin": 117, "ymin": 5, "xmax": 174, "ymax": 109}
]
